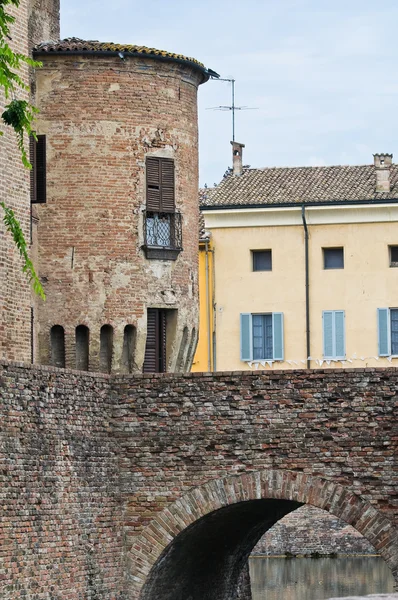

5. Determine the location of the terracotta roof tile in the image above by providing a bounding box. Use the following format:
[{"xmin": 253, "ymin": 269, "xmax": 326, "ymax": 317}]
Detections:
[
  {"xmin": 33, "ymin": 38, "xmax": 217, "ymax": 81},
  {"xmin": 200, "ymin": 164, "xmax": 398, "ymax": 208}
]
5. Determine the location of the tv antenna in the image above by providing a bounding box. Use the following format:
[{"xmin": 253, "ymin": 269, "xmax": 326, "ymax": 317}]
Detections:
[{"xmin": 207, "ymin": 77, "xmax": 257, "ymax": 142}]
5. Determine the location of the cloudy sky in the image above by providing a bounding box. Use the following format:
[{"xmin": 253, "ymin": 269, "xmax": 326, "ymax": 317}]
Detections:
[{"xmin": 61, "ymin": 0, "xmax": 398, "ymax": 186}]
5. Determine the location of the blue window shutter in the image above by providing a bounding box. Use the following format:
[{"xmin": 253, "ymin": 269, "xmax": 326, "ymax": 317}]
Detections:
[
  {"xmin": 335, "ymin": 311, "xmax": 345, "ymax": 358},
  {"xmin": 377, "ymin": 308, "xmax": 390, "ymax": 356},
  {"xmin": 240, "ymin": 313, "xmax": 253, "ymax": 361},
  {"xmin": 272, "ymin": 312, "xmax": 284, "ymax": 360},
  {"xmin": 323, "ymin": 311, "xmax": 333, "ymax": 358}
]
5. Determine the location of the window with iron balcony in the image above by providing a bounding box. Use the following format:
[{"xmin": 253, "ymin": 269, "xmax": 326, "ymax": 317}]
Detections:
[{"xmin": 143, "ymin": 157, "xmax": 182, "ymax": 260}]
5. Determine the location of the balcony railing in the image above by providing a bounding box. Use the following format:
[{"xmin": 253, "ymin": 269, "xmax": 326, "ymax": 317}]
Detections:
[{"xmin": 143, "ymin": 211, "xmax": 183, "ymax": 260}]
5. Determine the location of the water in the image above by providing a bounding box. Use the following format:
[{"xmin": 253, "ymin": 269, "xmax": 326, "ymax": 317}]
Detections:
[{"xmin": 249, "ymin": 556, "xmax": 395, "ymax": 600}]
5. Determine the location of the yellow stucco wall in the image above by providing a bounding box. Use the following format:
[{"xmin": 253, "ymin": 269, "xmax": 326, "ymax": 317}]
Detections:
[
  {"xmin": 192, "ymin": 239, "xmax": 214, "ymax": 371},
  {"xmin": 202, "ymin": 207, "xmax": 398, "ymax": 372}
]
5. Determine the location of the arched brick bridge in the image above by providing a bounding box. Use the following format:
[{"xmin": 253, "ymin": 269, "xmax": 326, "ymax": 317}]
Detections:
[{"xmin": 1, "ymin": 363, "xmax": 397, "ymax": 600}]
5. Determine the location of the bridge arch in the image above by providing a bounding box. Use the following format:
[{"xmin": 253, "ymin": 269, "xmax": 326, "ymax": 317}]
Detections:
[{"xmin": 129, "ymin": 469, "xmax": 398, "ymax": 600}]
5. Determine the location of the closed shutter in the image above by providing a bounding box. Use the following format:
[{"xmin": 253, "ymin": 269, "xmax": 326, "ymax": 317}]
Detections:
[
  {"xmin": 335, "ymin": 311, "xmax": 345, "ymax": 358},
  {"xmin": 143, "ymin": 309, "xmax": 158, "ymax": 372},
  {"xmin": 159, "ymin": 310, "xmax": 167, "ymax": 372},
  {"xmin": 143, "ymin": 309, "xmax": 167, "ymax": 372},
  {"xmin": 146, "ymin": 157, "xmax": 161, "ymax": 211},
  {"xmin": 240, "ymin": 313, "xmax": 252, "ymax": 361},
  {"xmin": 146, "ymin": 157, "xmax": 175, "ymax": 212},
  {"xmin": 377, "ymin": 308, "xmax": 390, "ymax": 356},
  {"xmin": 323, "ymin": 311, "xmax": 334, "ymax": 358},
  {"xmin": 29, "ymin": 135, "xmax": 37, "ymax": 203},
  {"xmin": 272, "ymin": 312, "xmax": 284, "ymax": 361},
  {"xmin": 160, "ymin": 159, "xmax": 175, "ymax": 213},
  {"xmin": 36, "ymin": 136, "xmax": 46, "ymax": 203}
]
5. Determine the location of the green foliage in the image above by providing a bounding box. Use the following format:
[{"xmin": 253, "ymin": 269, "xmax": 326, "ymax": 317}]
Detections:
[
  {"xmin": 0, "ymin": 201, "xmax": 45, "ymax": 299},
  {"xmin": 0, "ymin": 0, "xmax": 45, "ymax": 299}
]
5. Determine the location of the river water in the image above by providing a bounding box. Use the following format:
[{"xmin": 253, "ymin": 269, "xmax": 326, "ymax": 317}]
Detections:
[{"xmin": 249, "ymin": 556, "xmax": 395, "ymax": 600}]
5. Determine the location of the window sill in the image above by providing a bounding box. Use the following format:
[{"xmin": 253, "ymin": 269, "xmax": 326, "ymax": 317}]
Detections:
[{"xmin": 143, "ymin": 246, "xmax": 181, "ymax": 261}]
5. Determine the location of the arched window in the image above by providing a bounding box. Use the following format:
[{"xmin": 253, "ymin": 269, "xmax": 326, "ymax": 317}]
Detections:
[
  {"xmin": 121, "ymin": 325, "xmax": 136, "ymax": 373},
  {"xmin": 75, "ymin": 325, "xmax": 89, "ymax": 371},
  {"xmin": 99, "ymin": 325, "xmax": 113, "ymax": 373},
  {"xmin": 50, "ymin": 325, "xmax": 65, "ymax": 368}
]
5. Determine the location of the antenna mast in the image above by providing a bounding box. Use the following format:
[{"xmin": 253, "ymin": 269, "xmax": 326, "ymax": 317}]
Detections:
[{"xmin": 207, "ymin": 77, "xmax": 256, "ymax": 142}]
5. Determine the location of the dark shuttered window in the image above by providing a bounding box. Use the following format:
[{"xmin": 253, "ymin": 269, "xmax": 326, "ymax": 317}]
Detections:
[
  {"xmin": 146, "ymin": 157, "xmax": 175, "ymax": 212},
  {"xmin": 143, "ymin": 309, "xmax": 167, "ymax": 373},
  {"xmin": 30, "ymin": 135, "xmax": 46, "ymax": 204}
]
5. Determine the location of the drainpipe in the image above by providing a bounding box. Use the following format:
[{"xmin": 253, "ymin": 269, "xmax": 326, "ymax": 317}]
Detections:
[
  {"xmin": 301, "ymin": 205, "xmax": 311, "ymax": 369},
  {"xmin": 205, "ymin": 239, "xmax": 212, "ymax": 372}
]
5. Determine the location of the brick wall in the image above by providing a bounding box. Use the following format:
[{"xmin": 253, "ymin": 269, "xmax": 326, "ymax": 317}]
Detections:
[
  {"xmin": 0, "ymin": 0, "xmax": 59, "ymax": 364},
  {"xmin": 0, "ymin": 361, "xmax": 124, "ymax": 599},
  {"xmin": 0, "ymin": 1, "xmax": 31, "ymax": 363},
  {"xmin": 33, "ymin": 52, "xmax": 203, "ymax": 373},
  {"xmin": 1, "ymin": 364, "xmax": 397, "ymax": 599}
]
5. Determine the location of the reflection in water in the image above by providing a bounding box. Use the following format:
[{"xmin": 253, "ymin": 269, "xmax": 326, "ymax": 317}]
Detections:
[{"xmin": 249, "ymin": 557, "xmax": 395, "ymax": 600}]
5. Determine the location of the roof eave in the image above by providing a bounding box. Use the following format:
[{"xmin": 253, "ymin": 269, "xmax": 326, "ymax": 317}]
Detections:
[
  {"xmin": 32, "ymin": 48, "xmax": 217, "ymax": 83},
  {"xmin": 200, "ymin": 197, "xmax": 398, "ymax": 211}
]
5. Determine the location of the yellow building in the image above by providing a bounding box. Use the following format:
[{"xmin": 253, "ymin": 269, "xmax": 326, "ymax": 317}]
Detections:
[
  {"xmin": 192, "ymin": 211, "xmax": 215, "ymax": 372},
  {"xmin": 195, "ymin": 144, "xmax": 398, "ymax": 372}
]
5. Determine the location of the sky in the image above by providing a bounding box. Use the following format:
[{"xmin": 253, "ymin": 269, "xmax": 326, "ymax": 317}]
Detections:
[{"xmin": 61, "ymin": 0, "xmax": 398, "ymax": 187}]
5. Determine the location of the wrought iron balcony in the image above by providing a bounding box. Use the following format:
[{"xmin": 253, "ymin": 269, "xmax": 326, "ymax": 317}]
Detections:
[{"xmin": 143, "ymin": 211, "xmax": 183, "ymax": 260}]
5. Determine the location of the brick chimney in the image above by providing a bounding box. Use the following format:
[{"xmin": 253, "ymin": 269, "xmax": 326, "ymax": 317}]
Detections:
[
  {"xmin": 231, "ymin": 141, "xmax": 245, "ymax": 176},
  {"xmin": 374, "ymin": 153, "xmax": 393, "ymax": 192}
]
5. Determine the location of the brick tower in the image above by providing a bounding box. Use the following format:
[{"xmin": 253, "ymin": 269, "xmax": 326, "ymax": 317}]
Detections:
[{"xmin": 32, "ymin": 39, "xmax": 214, "ymax": 373}]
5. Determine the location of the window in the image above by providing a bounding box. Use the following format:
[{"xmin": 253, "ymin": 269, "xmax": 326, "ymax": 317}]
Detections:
[
  {"xmin": 389, "ymin": 246, "xmax": 398, "ymax": 267},
  {"xmin": 252, "ymin": 250, "xmax": 272, "ymax": 271},
  {"xmin": 323, "ymin": 310, "xmax": 345, "ymax": 359},
  {"xmin": 143, "ymin": 157, "xmax": 182, "ymax": 260},
  {"xmin": 30, "ymin": 135, "xmax": 46, "ymax": 203},
  {"xmin": 240, "ymin": 313, "xmax": 284, "ymax": 361},
  {"xmin": 323, "ymin": 247, "xmax": 344, "ymax": 269},
  {"xmin": 377, "ymin": 308, "xmax": 398, "ymax": 355}
]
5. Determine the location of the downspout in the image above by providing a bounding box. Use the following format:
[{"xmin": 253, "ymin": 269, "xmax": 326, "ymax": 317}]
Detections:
[
  {"xmin": 205, "ymin": 239, "xmax": 212, "ymax": 372},
  {"xmin": 301, "ymin": 205, "xmax": 311, "ymax": 369}
]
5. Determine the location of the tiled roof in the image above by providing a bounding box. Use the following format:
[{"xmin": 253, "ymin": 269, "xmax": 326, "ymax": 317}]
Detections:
[
  {"xmin": 199, "ymin": 191, "xmax": 211, "ymax": 240},
  {"xmin": 33, "ymin": 38, "xmax": 217, "ymax": 81},
  {"xmin": 200, "ymin": 164, "xmax": 398, "ymax": 208}
]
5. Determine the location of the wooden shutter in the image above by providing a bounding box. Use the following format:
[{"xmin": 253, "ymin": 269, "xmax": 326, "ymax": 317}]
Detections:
[
  {"xmin": 160, "ymin": 159, "xmax": 175, "ymax": 213},
  {"xmin": 30, "ymin": 135, "xmax": 46, "ymax": 204},
  {"xmin": 146, "ymin": 157, "xmax": 161, "ymax": 211},
  {"xmin": 143, "ymin": 309, "xmax": 167, "ymax": 372},
  {"xmin": 146, "ymin": 157, "xmax": 175, "ymax": 212},
  {"xmin": 378, "ymin": 308, "xmax": 390, "ymax": 356},
  {"xmin": 240, "ymin": 313, "xmax": 252, "ymax": 361},
  {"xmin": 159, "ymin": 310, "xmax": 167, "ymax": 372},
  {"xmin": 272, "ymin": 312, "xmax": 284, "ymax": 361},
  {"xmin": 323, "ymin": 311, "xmax": 334, "ymax": 358},
  {"xmin": 29, "ymin": 135, "xmax": 37, "ymax": 203},
  {"xmin": 143, "ymin": 309, "xmax": 158, "ymax": 372},
  {"xmin": 335, "ymin": 311, "xmax": 345, "ymax": 358}
]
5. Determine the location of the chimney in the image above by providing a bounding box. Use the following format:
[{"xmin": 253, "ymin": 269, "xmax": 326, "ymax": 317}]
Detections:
[
  {"xmin": 374, "ymin": 153, "xmax": 393, "ymax": 193},
  {"xmin": 231, "ymin": 141, "xmax": 245, "ymax": 176}
]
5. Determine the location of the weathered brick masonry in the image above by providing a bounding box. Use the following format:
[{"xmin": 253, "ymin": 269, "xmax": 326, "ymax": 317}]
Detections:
[
  {"xmin": 32, "ymin": 47, "xmax": 205, "ymax": 372},
  {"xmin": 1, "ymin": 363, "xmax": 397, "ymax": 599},
  {"xmin": 0, "ymin": 0, "xmax": 59, "ymax": 363}
]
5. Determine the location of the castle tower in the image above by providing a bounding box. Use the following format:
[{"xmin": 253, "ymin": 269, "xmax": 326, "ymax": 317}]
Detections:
[
  {"xmin": 32, "ymin": 39, "xmax": 214, "ymax": 373},
  {"xmin": 0, "ymin": 0, "xmax": 59, "ymax": 362}
]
